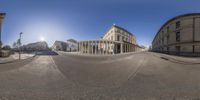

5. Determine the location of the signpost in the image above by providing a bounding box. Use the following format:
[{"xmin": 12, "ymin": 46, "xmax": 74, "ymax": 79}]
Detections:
[{"xmin": 18, "ymin": 32, "xmax": 23, "ymax": 60}]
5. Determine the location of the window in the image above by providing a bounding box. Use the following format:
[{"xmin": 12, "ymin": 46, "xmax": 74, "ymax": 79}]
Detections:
[
  {"xmin": 117, "ymin": 35, "xmax": 120, "ymax": 41},
  {"xmin": 176, "ymin": 21, "xmax": 180, "ymax": 29},
  {"xmin": 176, "ymin": 46, "xmax": 180, "ymax": 55},
  {"xmin": 167, "ymin": 47, "xmax": 169, "ymax": 52},
  {"xmin": 167, "ymin": 26, "xmax": 169, "ymax": 33},
  {"xmin": 117, "ymin": 29, "xmax": 120, "ymax": 33},
  {"xmin": 167, "ymin": 35, "xmax": 170, "ymax": 44},
  {"xmin": 176, "ymin": 31, "xmax": 180, "ymax": 42},
  {"xmin": 111, "ymin": 36, "xmax": 113, "ymax": 40},
  {"xmin": 193, "ymin": 45, "xmax": 195, "ymax": 53}
]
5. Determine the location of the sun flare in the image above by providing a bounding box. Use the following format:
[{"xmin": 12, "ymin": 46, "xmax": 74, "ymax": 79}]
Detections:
[{"xmin": 40, "ymin": 36, "xmax": 45, "ymax": 41}]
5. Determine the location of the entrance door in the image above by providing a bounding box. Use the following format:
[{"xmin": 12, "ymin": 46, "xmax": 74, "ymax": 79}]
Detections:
[
  {"xmin": 117, "ymin": 44, "xmax": 121, "ymax": 53},
  {"xmin": 176, "ymin": 46, "xmax": 180, "ymax": 55}
]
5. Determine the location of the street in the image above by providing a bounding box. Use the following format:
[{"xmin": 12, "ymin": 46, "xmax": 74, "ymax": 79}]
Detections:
[{"xmin": 0, "ymin": 51, "xmax": 200, "ymax": 100}]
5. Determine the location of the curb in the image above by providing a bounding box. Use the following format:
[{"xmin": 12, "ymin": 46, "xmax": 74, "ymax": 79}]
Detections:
[
  {"xmin": 0, "ymin": 54, "xmax": 36, "ymax": 64},
  {"xmin": 151, "ymin": 52, "xmax": 200, "ymax": 65}
]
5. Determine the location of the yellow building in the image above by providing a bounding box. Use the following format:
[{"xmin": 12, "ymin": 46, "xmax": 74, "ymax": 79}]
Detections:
[
  {"xmin": 79, "ymin": 24, "xmax": 142, "ymax": 55},
  {"xmin": 152, "ymin": 13, "xmax": 200, "ymax": 56},
  {"xmin": 0, "ymin": 13, "xmax": 6, "ymax": 51}
]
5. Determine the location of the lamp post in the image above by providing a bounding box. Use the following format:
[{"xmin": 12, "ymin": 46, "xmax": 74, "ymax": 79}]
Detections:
[
  {"xmin": 18, "ymin": 32, "xmax": 23, "ymax": 60},
  {"xmin": 0, "ymin": 13, "xmax": 6, "ymax": 51}
]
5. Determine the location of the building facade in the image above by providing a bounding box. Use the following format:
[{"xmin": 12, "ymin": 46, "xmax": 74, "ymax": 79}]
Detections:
[
  {"xmin": 22, "ymin": 41, "xmax": 49, "ymax": 51},
  {"xmin": 79, "ymin": 25, "xmax": 142, "ymax": 55},
  {"xmin": 52, "ymin": 41, "xmax": 68, "ymax": 51},
  {"xmin": 66, "ymin": 39, "xmax": 78, "ymax": 52},
  {"xmin": 152, "ymin": 13, "xmax": 200, "ymax": 56}
]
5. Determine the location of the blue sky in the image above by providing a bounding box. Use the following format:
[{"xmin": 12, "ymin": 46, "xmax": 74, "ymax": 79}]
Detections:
[{"xmin": 0, "ymin": 0, "xmax": 200, "ymax": 47}]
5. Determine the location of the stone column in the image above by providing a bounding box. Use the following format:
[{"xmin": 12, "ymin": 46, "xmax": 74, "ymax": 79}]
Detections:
[
  {"xmin": 112, "ymin": 42, "xmax": 114, "ymax": 55},
  {"xmin": 107, "ymin": 41, "xmax": 109, "ymax": 55},
  {"xmin": 82, "ymin": 42, "xmax": 84, "ymax": 53},
  {"xmin": 106, "ymin": 41, "xmax": 108, "ymax": 55},
  {"xmin": 83, "ymin": 42, "xmax": 85, "ymax": 53},
  {"xmin": 0, "ymin": 13, "xmax": 6, "ymax": 51},
  {"xmin": 80, "ymin": 42, "xmax": 83, "ymax": 53},
  {"xmin": 88, "ymin": 41, "xmax": 90, "ymax": 54},
  {"xmin": 81, "ymin": 42, "xmax": 83, "ymax": 53},
  {"xmin": 108, "ymin": 41, "xmax": 110, "ymax": 54},
  {"xmin": 104, "ymin": 41, "xmax": 105, "ymax": 55},
  {"xmin": 120, "ymin": 43, "xmax": 123, "ymax": 54},
  {"xmin": 109, "ymin": 41, "xmax": 111, "ymax": 55},
  {"xmin": 127, "ymin": 44, "xmax": 129, "ymax": 52},
  {"xmin": 79, "ymin": 42, "xmax": 81, "ymax": 53},
  {"xmin": 124, "ymin": 44, "xmax": 127, "ymax": 53},
  {"xmin": 114, "ymin": 43, "xmax": 116, "ymax": 54},
  {"xmin": 91, "ymin": 41, "xmax": 93, "ymax": 55},
  {"xmin": 100, "ymin": 41, "xmax": 102, "ymax": 55},
  {"xmin": 89, "ymin": 41, "xmax": 91, "ymax": 54},
  {"xmin": 95, "ymin": 41, "xmax": 97, "ymax": 55},
  {"xmin": 103, "ymin": 41, "xmax": 105, "ymax": 55}
]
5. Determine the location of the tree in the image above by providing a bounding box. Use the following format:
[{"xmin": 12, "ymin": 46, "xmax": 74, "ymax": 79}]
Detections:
[
  {"xmin": 2, "ymin": 45, "xmax": 11, "ymax": 50},
  {"xmin": 12, "ymin": 42, "xmax": 17, "ymax": 48},
  {"xmin": 17, "ymin": 39, "xmax": 21, "ymax": 46}
]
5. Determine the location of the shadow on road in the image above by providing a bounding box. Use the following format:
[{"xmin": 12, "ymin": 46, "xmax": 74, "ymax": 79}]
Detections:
[{"xmin": 36, "ymin": 51, "xmax": 59, "ymax": 56}]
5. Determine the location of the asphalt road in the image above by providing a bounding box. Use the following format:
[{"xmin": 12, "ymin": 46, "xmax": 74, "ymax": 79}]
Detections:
[{"xmin": 0, "ymin": 51, "xmax": 200, "ymax": 100}]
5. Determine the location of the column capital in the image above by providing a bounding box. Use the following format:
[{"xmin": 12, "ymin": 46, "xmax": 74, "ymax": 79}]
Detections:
[{"xmin": 0, "ymin": 13, "xmax": 6, "ymax": 23}]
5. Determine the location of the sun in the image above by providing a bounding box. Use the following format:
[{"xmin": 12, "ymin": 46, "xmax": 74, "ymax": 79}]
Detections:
[{"xmin": 40, "ymin": 36, "xmax": 45, "ymax": 41}]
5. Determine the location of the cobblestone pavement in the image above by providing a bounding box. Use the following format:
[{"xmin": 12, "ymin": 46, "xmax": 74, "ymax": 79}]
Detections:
[{"xmin": 0, "ymin": 51, "xmax": 200, "ymax": 100}]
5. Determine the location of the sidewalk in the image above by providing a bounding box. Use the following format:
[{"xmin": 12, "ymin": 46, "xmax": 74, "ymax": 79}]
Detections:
[
  {"xmin": 0, "ymin": 53, "xmax": 35, "ymax": 64},
  {"xmin": 151, "ymin": 52, "xmax": 200, "ymax": 64}
]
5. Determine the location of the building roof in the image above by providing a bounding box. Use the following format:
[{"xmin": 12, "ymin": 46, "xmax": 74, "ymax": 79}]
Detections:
[
  {"xmin": 112, "ymin": 25, "xmax": 134, "ymax": 36},
  {"xmin": 104, "ymin": 24, "xmax": 135, "ymax": 37},
  {"xmin": 0, "ymin": 13, "xmax": 6, "ymax": 19},
  {"xmin": 67, "ymin": 39, "xmax": 78, "ymax": 43},
  {"xmin": 0, "ymin": 13, "xmax": 6, "ymax": 16},
  {"xmin": 152, "ymin": 13, "xmax": 200, "ymax": 43}
]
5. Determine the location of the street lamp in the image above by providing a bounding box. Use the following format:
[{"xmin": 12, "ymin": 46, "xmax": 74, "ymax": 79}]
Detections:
[
  {"xmin": 0, "ymin": 13, "xmax": 6, "ymax": 51},
  {"xmin": 18, "ymin": 32, "xmax": 23, "ymax": 60}
]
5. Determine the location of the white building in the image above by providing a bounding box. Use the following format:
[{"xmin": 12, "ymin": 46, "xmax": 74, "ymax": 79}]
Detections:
[
  {"xmin": 66, "ymin": 39, "xmax": 78, "ymax": 52},
  {"xmin": 52, "ymin": 39, "xmax": 78, "ymax": 52},
  {"xmin": 22, "ymin": 41, "xmax": 49, "ymax": 51},
  {"xmin": 52, "ymin": 41, "xmax": 68, "ymax": 51},
  {"xmin": 79, "ymin": 24, "xmax": 143, "ymax": 55}
]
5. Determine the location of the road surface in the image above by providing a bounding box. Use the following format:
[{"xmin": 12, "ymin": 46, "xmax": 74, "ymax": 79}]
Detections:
[{"xmin": 0, "ymin": 51, "xmax": 200, "ymax": 100}]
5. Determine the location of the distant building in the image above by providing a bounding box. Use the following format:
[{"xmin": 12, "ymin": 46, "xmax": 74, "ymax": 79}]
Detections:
[
  {"xmin": 66, "ymin": 39, "xmax": 78, "ymax": 52},
  {"xmin": 79, "ymin": 24, "xmax": 143, "ymax": 55},
  {"xmin": 152, "ymin": 13, "xmax": 200, "ymax": 56},
  {"xmin": 52, "ymin": 41, "xmax": 68, "ymax": 51},
  {"xmin": 22, "ymin": 41, "xmax": 49, "ymax": 51}
]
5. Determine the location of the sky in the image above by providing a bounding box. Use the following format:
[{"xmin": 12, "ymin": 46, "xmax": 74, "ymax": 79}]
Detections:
[{"xmin": 0, "ymin": 0, "xmax": 200, "ymax": 47}]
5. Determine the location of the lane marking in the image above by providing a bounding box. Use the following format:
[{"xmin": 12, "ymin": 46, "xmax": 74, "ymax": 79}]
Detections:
[{"xmin": 49, "ymin": 56, "xmax": 66, "ymax": 78}]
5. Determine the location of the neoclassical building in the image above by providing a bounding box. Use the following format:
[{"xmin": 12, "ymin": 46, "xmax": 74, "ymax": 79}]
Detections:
[
  {"xmin": 152, "ymin": 13, "xmax": 200, "ymax": 56},
  {"xmin": 66, "ymin": 39, "xmax": 78, "ymax": 52},
  {"xmin": 79, "ymin": 25, "xmax": 142, "ymax": 55},
  {"xmin": 52, "ymin": 41, "xmax": 68, "ymax": 51},
  {"xmin": 52, "ymin": 39, "xmax": 78, "ymax": 52},
  {"xmin": 0, "ymin": 13, "xmax": 6, "ymax": 51}
]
